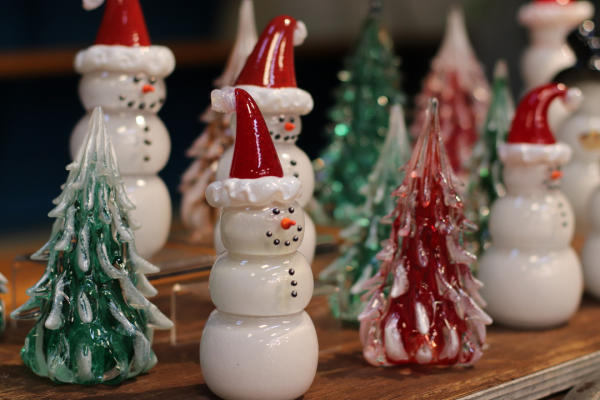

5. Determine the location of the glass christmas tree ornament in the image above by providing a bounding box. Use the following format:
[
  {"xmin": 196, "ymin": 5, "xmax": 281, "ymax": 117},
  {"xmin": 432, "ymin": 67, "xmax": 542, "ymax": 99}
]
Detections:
[
  {"xmin": 478, "ymin": 83, "xmax": 583, "ymax": 329},
  {"xmin": 465, "ymin": 60, "xmax": 515, "ymax": 258},
  {"xmin": 359, "ymin": 98, "xmax": 491, "ymax": 367},
  {"xmin": 519, "ymin": 0, "xmax": 593, "ymax": 90},
  {"xmin": 201, "ymin": 88, "xmax": 317, "ymax": 400},
  {"xmin": 411, "ymin": 6, "xmax": 490, "ymax": 182},
  {"xmin": 215, "ymin": 15, "xmax": 316, "ymax": 264},
  {"xmin": 314, "ymin": 2, "xmax": 404, "ymax": 226},
  {"xmin": 11, "ymin": 107, "xmax": 173, "ymax": 384},
  {"xmin": 553, "ymin": 22, "xmax": 600, "ymax": 237},
  {"xmin": 180, "ymin": 0, "xmax": 257, "ymax": 244},
  {"xmin": 320, "ymin": 104, "xmax": 411, "ymax": 323},
  {"xmin": 70, "ymin": 0, "xmax": 175, "ymax": 258}
]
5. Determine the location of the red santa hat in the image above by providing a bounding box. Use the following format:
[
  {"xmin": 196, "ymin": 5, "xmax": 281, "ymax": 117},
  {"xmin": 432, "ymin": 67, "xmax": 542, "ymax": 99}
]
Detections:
[
  {"xmin": 519, "ymin": 0, "xmax": 593, "ymax": 27},
  {"xmin": 223, "ymin": 15, "xmax": 313, "ymax": 116},
  {"xmin": 206, "ymin": 88, "xmax": 301, "ymax": 208},
  {"xmin": 499, "ymin": 83, "xmax": 580, "ymax": 165},
  {"xmin": 75, "ymin": 0, "xmax": 175, "ymax": 77}
]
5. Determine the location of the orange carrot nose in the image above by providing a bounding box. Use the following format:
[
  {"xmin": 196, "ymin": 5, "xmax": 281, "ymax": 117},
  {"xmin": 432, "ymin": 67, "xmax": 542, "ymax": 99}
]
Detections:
[
  {"xmin": 551, "ymin": 170, "xmax": 563, "ymax": 180},
  {"xmin": 281, "ymin": 217, "xmax": 296, "ymax": 230},
  {"xmin": 284, "ymin": 122, "xmax": 295, "ymax": 131},
  {"xmin": 142, "ymin": 84, "xmax": 155, "ymax": 94}
]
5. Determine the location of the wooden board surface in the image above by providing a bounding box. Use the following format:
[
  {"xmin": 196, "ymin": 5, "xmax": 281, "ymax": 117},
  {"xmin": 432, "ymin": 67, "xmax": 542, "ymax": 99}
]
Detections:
[{"xmin": 2, "ymin": 252, "xmax": 600, "ymax": 399}]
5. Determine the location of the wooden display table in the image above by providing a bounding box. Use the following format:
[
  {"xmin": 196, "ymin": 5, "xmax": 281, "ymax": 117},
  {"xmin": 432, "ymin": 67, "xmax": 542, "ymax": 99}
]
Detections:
[{"xmin": 0, "ymin": 248, "xmax": 599, "ymax": 399}]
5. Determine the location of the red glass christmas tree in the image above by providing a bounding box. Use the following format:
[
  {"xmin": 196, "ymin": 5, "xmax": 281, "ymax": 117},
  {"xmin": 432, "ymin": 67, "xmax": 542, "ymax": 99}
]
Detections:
[
  {"xmin": 359, "ymin": 98, "xmax": 492, "ymax": 367},
  {"xmin": 410, "ymin": 7, "xmax": 490, "ymax": 180}
]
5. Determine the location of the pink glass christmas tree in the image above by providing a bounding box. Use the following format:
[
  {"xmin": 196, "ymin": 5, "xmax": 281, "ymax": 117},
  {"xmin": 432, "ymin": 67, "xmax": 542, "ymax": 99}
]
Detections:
[
  {"xmin": 410, "ymin": 7, "xmax": 490, "ymax": 180},
  {"xmin": 359, "ymin": 98, "xmax": 492, "ymax": 367}
]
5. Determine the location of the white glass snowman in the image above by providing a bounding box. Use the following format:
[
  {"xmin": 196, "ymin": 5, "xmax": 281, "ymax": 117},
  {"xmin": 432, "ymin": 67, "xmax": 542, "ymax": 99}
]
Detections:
[
  {"xmin": 214, "ymin": 15, "xmax": 316, "ymax": 264},
  {"xmin": 478, "ymin": 83, "xmax": 583, "ymax": 329},
  {"xmin": 201, "ymin": 87, "xmax": 318, "ymax": 400},
  {"xmin": 519, "ymin": 0, "xmax": 593, "ymax": 91},
  {"xmin": 70, "ymin": 0, "xmax": 175, "ymax": 258},
  {"xmin": 554, "ymin": 25, "xmax": 600, "ymax": 236}
]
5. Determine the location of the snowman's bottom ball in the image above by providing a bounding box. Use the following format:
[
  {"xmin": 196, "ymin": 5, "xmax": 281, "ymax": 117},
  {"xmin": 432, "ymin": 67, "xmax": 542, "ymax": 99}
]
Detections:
[
  {"xmin": 123, "ymin": 175, "xmax": 171, "ymax": 258},
  {"xmin": 200, "ymin": 310, "xmax": 318, "ymax": 400},
  {"xmin": 478, "ymin": 247, "xmax": 583, "ymax": 329},
  {"xmin": 582, "ymin": 234, "xmax": 600, "ymax": 298}
]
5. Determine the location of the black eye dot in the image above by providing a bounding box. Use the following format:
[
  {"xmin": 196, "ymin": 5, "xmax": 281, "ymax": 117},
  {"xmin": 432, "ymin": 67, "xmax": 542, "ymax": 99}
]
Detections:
[
  {"xmin": 288, "ymin": 207, "xmax": 294, "ymax": 213},
  {"xmin": 279, "ymin": 116, "xmax": 285, "ymax": 122},
  {"xmin": 133, "ymin": 76, "xmax": 141, "ymax": 83},
  {"xmin": 290, "ymin": 160, "xmax": 297, "ymax": 166},
  {"xmin": 119, "ymin": 95, "xmax": 125, "ymax": 101},
  {"xmin": 272, "ymin": 208, "xmax": 280, "ymax": 215},
  {"xmin": 290, "ymin": 117, "xmax": 295, "ymax": 123},
  {"xmin": 274, "ymin": 239, "xmax": 280, "ymax": 245},
  {"xmin": 285, "ymin": 241, "xmax": 291, "ymax": 246},
  {"xmin": 297, "ymin": 226, "xmax": 303, "ymax": 231},
  {"xmin": 149, "ymin": 76, "xmax": 157, "ymax": 84},
  {"xmin": 293, "ymin": 236, "xmax": 299, "ymax": 241},
  {"xmin": 274, "ymin": 134, "xmax": 281, "ymax": 140},
  {"xmin": 266, "ymin": 231, "xmax": 273, "ymax": 237}
]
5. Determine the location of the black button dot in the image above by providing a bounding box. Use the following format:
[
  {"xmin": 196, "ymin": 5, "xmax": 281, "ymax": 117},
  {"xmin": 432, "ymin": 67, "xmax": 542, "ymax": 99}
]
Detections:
[
  {"xmin": 144, "ymin": 126, "xmax": 150, "ymax": 132},
  {"xmin": 297, "ymin": 226, "xmax": 302, "ymax": 231},
  {"xmin": 143, "ymin": 156, "xmax": 150, "ymax": 162},
  {"xmin": 291, "ymin": 290, "xmax": 297, "ymax": 297},
  {"xmin": 291, "ymin": 280, "xmax": 297, "ymax": 286},
  {"xmin": 144, "ymin": 139, "xmax": 152, "ymax": 145},
  {"xmin": 127, "ymin": 101, "xmax": 135, "ymax": 108},
  {"xmin": 266, "ymin": 231, "xmax": 273, "ymax": 237},
  {"xmin": 288, "ymin": 207, "xmax": 294, "ymax": 213},
  {"xmin": 293, "ymin": 236, "xmax": 299, "ymax": 242},
  {"xmin": 290, "ymin": 160, "xmax": 297, "ymax": 166},
  {"xmin": 274, "ymin": 239, "xmax": 280, "ymax": 245},
  {"xmin": 275, "ymin": 134, "xmax": 281, "ymax": 140},
  {"xmin": 293, "ymin": 173, "xmax": 299, "ymax": 178},
  {"xmin": 272, "ymin": 208, "xmax": 280, "ymax": 215},
  {"xmin": 138, "ymin": 103, "xmax": 146, "ymax": 110},
  {"xmin": 285, "ymin": 241, "xmax": 291, "ymax": 246},
  {"xmin": 284, "ymin": 136, "xmax": 290, "ymax": 141},
  {"xmin": 289, "ymin": 268, "xmax": 295, "ymax": 275}
]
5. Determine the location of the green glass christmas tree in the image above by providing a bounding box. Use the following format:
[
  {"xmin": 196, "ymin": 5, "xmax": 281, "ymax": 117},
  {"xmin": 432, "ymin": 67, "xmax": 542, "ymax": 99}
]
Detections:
[
  {"xmin": 465, "ymin": 60, "xmax": 514, "ymax": 257},
  {"xmin": 0, "ymin": 273, "xmax": 7, "ymax": 334},
  {"xmin": 314, "ymin": 1, "xmax": 403, "ymax": 226},
  {"xmin": 320, "ymin": 104, "xmax": 411, "ymax": 322},
  {"xmin": 11, "ymin": 107, "xmax": 173, "ymax": 385}
]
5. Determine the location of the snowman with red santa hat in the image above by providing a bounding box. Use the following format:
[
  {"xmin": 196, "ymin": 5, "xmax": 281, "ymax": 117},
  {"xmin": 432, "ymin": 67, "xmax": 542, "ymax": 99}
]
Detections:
[
  {"xmin": 215, "ymin": 15, "xmax": 316, "ymax": 264},
  {"xmin": 70, "ymin": 0, "xmax": 175, "ymax": 257},
  {"xmin": 201, "ymin": 88, "xmax": 318, "ymax": 400},
  {"xmin": 478, "ymin": 83, "xmax": 583, "ymax": 329}
]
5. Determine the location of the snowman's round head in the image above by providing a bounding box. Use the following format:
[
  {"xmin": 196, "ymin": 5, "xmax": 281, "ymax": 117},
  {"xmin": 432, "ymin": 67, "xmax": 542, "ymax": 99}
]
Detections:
[
  {"xmin": 220, "ymin": 201, "xmax": 305, "ymax": 256},
  {"xmin": 79, "ymin": 71, "xmax": 167, "ymax": 113},
  {"xmin": 206, "ymin": 176, "xmax": 304, "ymax": 256},
  {"xmin": 230, "ymin": 113, "xmax": 302, "ymax": 145}
]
